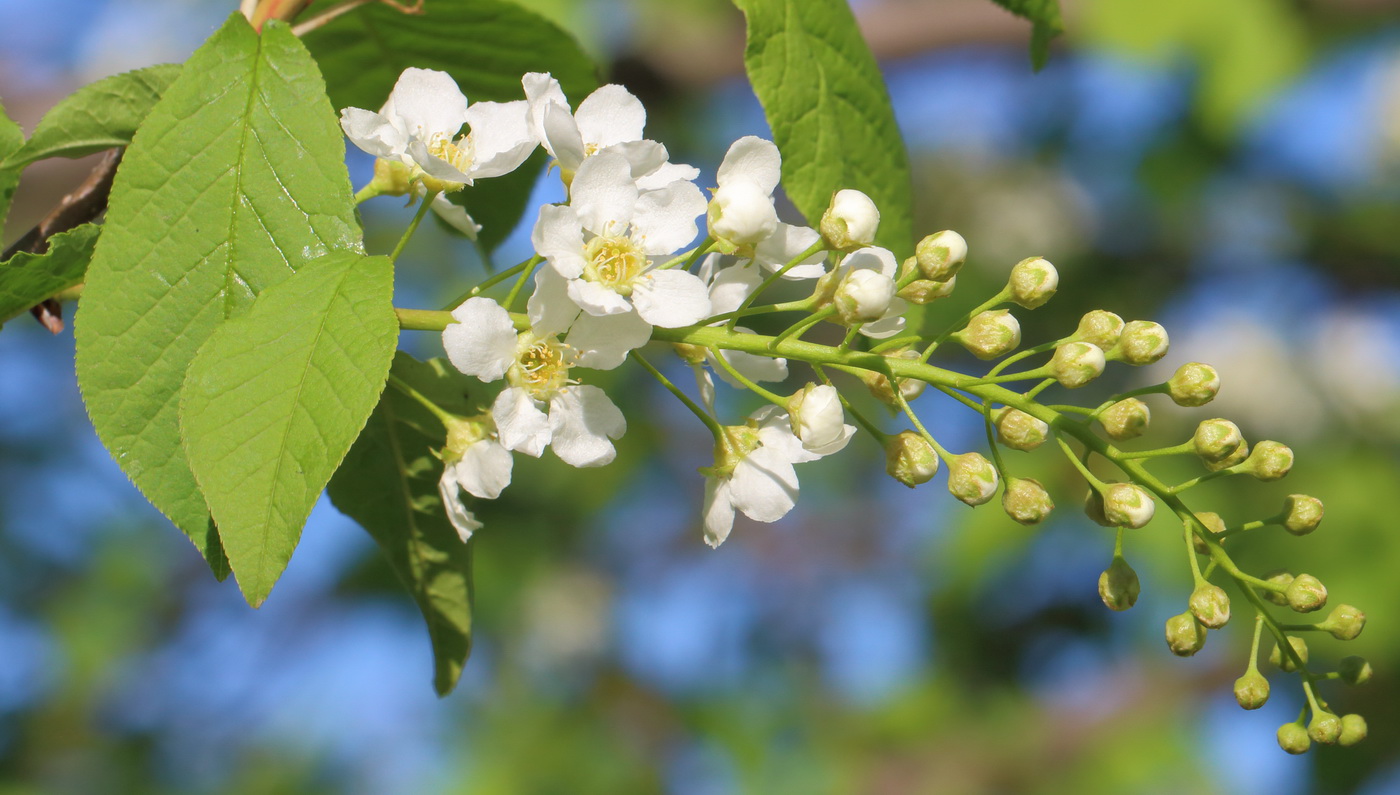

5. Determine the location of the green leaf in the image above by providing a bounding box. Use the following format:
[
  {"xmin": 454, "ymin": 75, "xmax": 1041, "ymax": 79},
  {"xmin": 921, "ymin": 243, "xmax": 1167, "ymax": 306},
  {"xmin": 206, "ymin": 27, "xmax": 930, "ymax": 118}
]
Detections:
[
  {"xmin": 74, "ymin": 14, "xmax": 360, "ymax": 575},
  {"xmin": 0, "ymin": 224, "xmax": 100, "ymax": 326},
  {"xmin": 181, "ymin": 252, "xmax": 397, "ymax": 606},
  {"xmin": 987, "ymin": 0, "xmax": 1064, "ymax": 70},
  {"xmin": 731, "ymin": 0, "xmax": 914, "ymax": 257},
  {"xmin": 0, "ymin": 100, "xmax": 24, "ymax": 234},
  {"xmin": 328, "ymin": 353, "xmax": 475, "ymax": 695},
  {"xmin": 9, "ymin": 64, "xmax": 181, "ymax": 167}
]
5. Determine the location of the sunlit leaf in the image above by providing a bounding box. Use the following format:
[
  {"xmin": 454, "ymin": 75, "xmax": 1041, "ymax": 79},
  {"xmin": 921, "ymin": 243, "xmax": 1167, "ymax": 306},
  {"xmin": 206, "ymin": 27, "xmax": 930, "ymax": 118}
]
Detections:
[
  {"xmin": 9, "ymin": 64, "xmax": 181, "ymax": 166},
  {"xmin": 0, "ymin": 224, "xmax": 100, "ymax": 326}
]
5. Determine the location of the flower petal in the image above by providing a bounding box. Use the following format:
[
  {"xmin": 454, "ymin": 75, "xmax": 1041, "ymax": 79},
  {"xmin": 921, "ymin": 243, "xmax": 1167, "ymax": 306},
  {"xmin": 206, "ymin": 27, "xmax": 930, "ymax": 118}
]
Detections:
[
  {"xmin": 443, "ymin": 297, "xmax": 517, "ymax": 381},
  {"xmin": 606, "ymin": 139, "xmax": 668, "ymax": 181},
  {"xmin": 388, "ymin": 67, "xmax": 469, "ymax": 140},
  {"xmin": 527, "ymin": 264, "xmax": 582, "ymax": 337},
  {"xmin": 532, "ymin": 204, "xmax": 587, "ymax": 279},
  {"xmin": 575, "ymin": 84, "xmax": 646, "ymax": 149},
  {"xmin": 407, "ymin": 139, "xmax": 473, "ymax": 184},
  {"xmin": 452, "ymin": 439, "xmax": 513, "ymax": 499},
  {"xmin": 702, "ymin": 476, "xmax": 736, "ymax": 548},
  {"xmin": 430, "ymin": 193, "xmax": 481, "ymax": 239},
  {"xmin": 492, "ymin": 387, "xmax": 551, "ymax": 457},
  {"xmin": 567, "ymin": 278, "xmax": 634, "ymax": 316},
  {"xmin": 340, "ymin": 108, "xmax": 406, "ymax": 159},
  {"xmin": 754, "ymin": 223, "xmax": 826, "ymax": 279},
  {"xmin": 567, "ymin": 309, "xmax": 652, "ymax": 370},
  {"xmin": 632, "ymin": 269, "xmax": 711, "ymax": 327},
  {"xmin": 464, "ymin": 99, "xmax": 537, "ymax": 179},
  {"xmin": 522, "ymin": 72, "xmax": 569, "ymax": 146},
  {"xmin": 548, "ymin": 385, "xmax": 626, "ymax": 467},
  {"xmin": 706, "ymin": 263, "xmax": 761, "ymax": 315},
  {"xmin": 438, "ymin": 469, "xmax": 483, "ymax": 543},
  {"xmin": 542, "ymin": 101, "xmax": 586, "ymax": 172},
  {"xmin": 635, "ymin": 161, "xmax": 702, "ymax": 192},
  {"xmin": 843, "ymin": 246, "xmax": 899, "ymax": 279},
  {"xmin": 570, "ymin": 151, "xmax": 638, "ymax": 236},
  {"xmin": 632, "ymin": 179, "xmax": 705, "ymax": 254},
  {"xmin": 730, "ymin": 447, "xmax": 798, "ymax": 523},
  {"xmin": 717, "ymin": 136, "xmax": 781, "ymax": 194}
]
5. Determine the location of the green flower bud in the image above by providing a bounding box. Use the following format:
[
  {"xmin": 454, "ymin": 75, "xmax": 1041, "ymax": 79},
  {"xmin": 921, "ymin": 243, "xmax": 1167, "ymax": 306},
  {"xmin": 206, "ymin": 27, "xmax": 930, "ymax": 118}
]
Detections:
[
  {"xmin": 1192, "ymin": 418, "xmax": 1244, "ymax": 465},
  {"xmin": 1002, "ymin": 477, "xmax": 1053, "ymax": 525},
  {"xmin": 1190, "ymin": 511, "xmax": 1226, "ymax": 555},
  {"xmin": 671, "ymin": 342, "xmax": 708, "ymax": 365},
  {"xmin": 885, "ymin": 431, "xmax": 939, "ymax": 488},
  {"xmin": 1233, "ymin": 670, "xmax": 1270, "ymax": 710},
  {"xmin": 1286, "ymin": 574, "xmax": 1327, "ymax": 613},
  {"xmin": 1049, "ymin": 341, "xmax": 1106, "ymax": 388},
  {"xmin": 1339, "ymin": 714, "xmax": 1368, "ymax": 747},
  {"xmin": 1075, "ymin": 310, "xmax": 1125, "ymax": 350},
  {"xmin": 819, "ymin": 189, "xmax": 879, "ymax": 251},
  {"xmin": 1115, "ymin": 320, "xmax": 1169, "ymax": 366},
  {"xmin": 834, "ymin": 268, "xmax": 896, "ymax": 324},
  {"xmin": 1103, "ymin": 483, "xmax": 1155, "ymax": 528},
  {"xmin": 1204, "ymin": 442, "xmax": 1250, "ymax": 472},
  {"xmin": 1261, "ymin": 570, "xmax": 1293, "ymax": 606},
  {"xmin": 1098, "ymin": 398, "xmax": 1150, "ymax": 441},
  {"xmin": 914, "ymin": 230, "xmax": 967, "ymax": 281},
  {"xmin": 956, "ymin": 310, "xmax": 1021, "ymax": 360},
  {"xmin": 370, "ymin": 157, "xmax": 415, "ymax": 196},
  {"xmin": 1098, "ymin": 555, "xmax": 1140, "ymax": 611},
  {"xmin": 1084, "ymin": 488, "xmax": 1111, "ymax": 527},
  {"xmin": 1281, "ymin": 494, "xmax": 1324, "ymax": 536},
  {"xmin": 1243, "ymin": 441, "xmax": 1294, "ymax": 481},
  {"xmin": 1269, "ymin": 636, "xmax": 1309, "ymax": 672},
  {"xmin": 993, "ymin": 407, "xmax": 1049, "ymax": 452},
  {"xmin": 897, "ymin": 274, "xmax": 956, "ymax": 304},
  {"xmin": 1165, "ymin": 612, "xmax": 1207, "ymax": 657},
  {"xmin": 1339, "ymin": 655, "xmax": 1373, "ymax": 685},
  {"xmin": 858, "ymin": 350, "xmax": 927, "ymax": 405},
  {"xmin": 1008, "ymin": 256, "xmax": 1058, "ymax": 309},
  {"xmin": 1308, "ymin": 711, "xmax": 1342, "ymax": 745},
  {"xmin": 1166, "ymin": 362, "xmax": 1220, "ymax": 407},
  {"xmin": 1189, "ymin": 583, "xmax": 1231, "ymax": 628},
  {"xmin": 947, "ymin": 452, "xmax": 999, "ymax": 506},
  {"xmin": 1320, "ymin": 604, "xmax": 1365, "ymax": 641},
  {"xmin": 1277, "ymin": 722, "xmax": 1311, "ymax": 755}
]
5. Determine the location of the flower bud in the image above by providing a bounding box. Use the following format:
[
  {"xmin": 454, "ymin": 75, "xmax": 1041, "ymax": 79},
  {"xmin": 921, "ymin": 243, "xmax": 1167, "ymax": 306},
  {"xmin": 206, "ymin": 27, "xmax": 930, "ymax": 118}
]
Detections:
[
  {"xmin": 957, "ymin": 310, "xmax": 1021, "ymax": 360},
  {"xmin": 820, "ymin": 189, "xmax": 879, "ymax": 251},
  {"xmin": 947, "ymin": 452, "xmax": 998, "ymax": 506},
  {"xmin": 1320, "ymin": 604, "xmax": 1365, "ymax": 641},
  {"xmin": 1166, "ymin": 362, "xmax": 1220, "ymax": 407},
  {"xmin": 1189, "ymin": 583, "xmax": 1231, "ymax": 628},
  {"xmin": 1103, "ymin": 483, "xmax": 1154, "ymax": 528},
  {"xmin": 858, "ymin": 350, "xmax": 926, "ymax": 405},
  {"xmin": 1098, "ymin": 555, "xmax": 1140, "ymax": 611},
  {"xmin": 897, "ymin": 274, "xmax": 956, "ymax": 304},
  {"xmin": 1204, "ymin": 442, "xmax": 1250, "ymax": 472},
  {"xmin": 788, "ymin": 383, "xmax": 851, "ymax": 456},
  {"xmin": 1281, "ymin": 494, "xmax": 1323, "ymax": 536},
  {"xmin": 1308, "ymin": 712, "xmax": 1343, "ymax": 745},
  {"xmin": 1165, "ymin": 612, "xmax": 1207, "ymax": 656},
  {"xmin": 914, "ymin": 230, "xmax": 967, "ymax": 281},
  {"xmin": 1049, "ymin": 341, "xmax": 1106, "ymax": 388},
  {"xmin": 1277, "ymin": 722, "xmax": 1311, "ymax": 755},
  {"xmin": 1242, "ymin": 440, "xmax": 1293, "ymax": 481},
  {"xmin": 1270, "ymin": 636, "xmax": 1309, "ymax": 672},
  {"xmin": 1115, "ymin": 320, "xmax": 1169, "ymax": 365},
  {"xmin": 1075, "ymin": 310, "xmax": 1124, "ymax": 350},
  {"xmin": 1262, "ymin": 570, "xmax": 1293, "ymax": 606},
  {"xmin": 1286, "ymin": 573, "xmax": 1327, "ymax": 613},
  {"xmin": 993, "ymin": 407, "xmax": 1049, "ymax": 452},
  {"xmin": 834, "ymin": 268, "xmax": 896, "ymax": 324},
  {"xmin": 1192, "ymin": 419, "xmax": 1243, "ymax": 464},
  {"xmin": 672, "ymin": 342, "xmax": 707, "ymax": 365},
  {"xmin": 370, "ymin": 157, "xmax": 414, "ymax": 196},
  {"xmin": 1098, "ymin": 398, "xmax": 1150, "ymax": 441},
  {"xmin": 1083, "ymin": 488, "xmax": 1111, "ymax": 527},
  {"xmin": 1002, "ymin": 477, "xmax": 1053, "ymax": 525},
  {"xmin": 885, "ymin": 431, "xmax": 939, "ymax": 487},
  {"xmin": 707, "ymin": 180, "xmax": 780, "ymax": 248},
  {"xmin": 1233, "ymin": 670, "xmax": 1270, "ymax": 710},
  {"xmin": 1191, "ymin": 511, "xmax": 1226, "ymax": 554},
  {"xmin": 1007, "ymin": 256, "xmax": 1058, "ymax": 309},
  {"xmin": 1339, "ymin": 656, "xmax": 1372, "ymax": 685},
  {"xmin": 1339, "ymin": 714, "xmax": 1368, "ymax": 747}
]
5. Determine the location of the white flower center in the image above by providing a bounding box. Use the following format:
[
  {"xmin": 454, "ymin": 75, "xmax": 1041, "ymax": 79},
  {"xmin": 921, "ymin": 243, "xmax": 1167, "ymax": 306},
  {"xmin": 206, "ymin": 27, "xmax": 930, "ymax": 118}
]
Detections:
[
  {"xmin": 583, "ymin": 234, "xmax": 647, "ymax": 295},
  {"xmin": 509, "ymin": 332, "xmax": 574, "ymax": 399}
]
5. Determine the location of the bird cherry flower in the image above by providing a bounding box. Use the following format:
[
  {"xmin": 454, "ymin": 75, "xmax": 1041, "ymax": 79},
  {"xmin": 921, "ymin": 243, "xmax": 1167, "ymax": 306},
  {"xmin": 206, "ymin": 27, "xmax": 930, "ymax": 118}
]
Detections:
[
  {"xmin": 438, "ymin": 412, "xmax": 513, "ymax": 542},
  {"xmin": 441, "ymin": 297, "xmax": 625, "ymax": 467},
  {"xmin": 820, "ymin": 246, "xmax": 906, "ymax": 338},
  {"xmin": 701, "ymin": 405, "xmax": 827, "ymax": 548},
  {"xmin": 707, "ymin": 136, "xmax": 781, "ymax": 252}
]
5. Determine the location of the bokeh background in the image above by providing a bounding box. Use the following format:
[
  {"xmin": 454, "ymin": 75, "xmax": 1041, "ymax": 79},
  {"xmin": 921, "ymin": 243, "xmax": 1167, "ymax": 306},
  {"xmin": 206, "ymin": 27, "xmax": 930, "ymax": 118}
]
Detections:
[{"xmin": 3, "ymin": 0, "xmax": 1400, "ymax": 792}]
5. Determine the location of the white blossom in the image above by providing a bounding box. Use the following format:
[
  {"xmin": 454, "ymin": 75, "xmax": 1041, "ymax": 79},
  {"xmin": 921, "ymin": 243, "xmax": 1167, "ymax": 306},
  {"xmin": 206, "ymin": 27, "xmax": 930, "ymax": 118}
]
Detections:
[
  {"xmin": 437, "ymin": 419, "xmax": 513, "ymax": 543},
  {"xmin": 829, "ymin": 246, "xmax": 906, "ymax": 338},
  {"xmin": 702, "ymin": 406, "xmax": 824, "ymax": 548},
  {"xmin": 820, "ymin": 189, "xmax": 880, "ymax": 251},
  {"xmin": 707, "ymin": 136, "xmax": 781, "ymax": 250},
  {"xmin": 787, "ymin": 383, "xmax": 855, "ymax": 456}
]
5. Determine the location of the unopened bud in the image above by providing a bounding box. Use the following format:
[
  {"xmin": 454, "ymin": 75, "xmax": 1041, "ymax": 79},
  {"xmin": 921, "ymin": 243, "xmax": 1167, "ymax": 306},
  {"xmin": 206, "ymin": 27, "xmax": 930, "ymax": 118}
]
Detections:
[
  {"xmin": 707, "ymin": 180, "xmax": 779, "ymax": 247},
  {"xmin": 914, "ymin": 230, "xmax": 968, "ymax": 281},
  {"xmin": 1277, "ymin": 722, "xmax": 1311, "ymax": 755},
  {"xmin": 859, "ymin": 350, "xmax": 926, "ymax": 405},
  {"xmin": 1192, "ymin": 419, "xmax": 1243, "ymax": 464},
  {"xmin": 1204, "ymin": 442, "xmax": 1250, "ymax": 472},
  {"xmin": 1007, "ymin": 256, "xmax": 1058, "ymax": 309},
  {"xmin": 1309, "ymin": 712, "xmax": 1343, "ymax": 745},
  {"xmin": 1049, "ymin": 341, "xmax": 1106, "ymax": 388},
  {"xmin": 1165, "ymin": 612, "xmax": 1207, "ymax": 656},
  {"xmin": 835, "ymin": 268, "xmax": 896, "ymax": 323},
  {"xmin": 1103, "ymin": 483, "xmax": 1155, "ymax": 528},
  {"xmin": 957, "ymin": 310, "xmax": 1021, "ymax": 360},
  {"xmin": 885, "ymin": 431, "xmax": 940, "ymax": 488},
  {"xmin": 1167, "ymin": 362, "xmax": 1220, "ymax": 407},
  {"xmin": 947, "ymin": 452, "xmax": 998, "ymax": 506},
  {"xmin": 1075, "ymin": 310, "xmax": 1124, "ymax": 350},
  {"xmin": 1084, "ymin": 488, "xmax": 1111, "ymax": 527},
  {"xmin": 1098, "ymin": 555, "xmax": 1140, "ymax": 611},
  {"xmin": 788, "ymin": 383, "xmax": 851, "ymax": 456},
  {"xmin": 1320, "ymin": 604, "xmax": 1365, "ymax": 641},
  {"xmin": 1191, "ymin": 511, "xmax": 1226, "ymax": 554},
  {"xmin": 1233, "ymin": 670, "xmax": 1270, "ymax": 710},
  {"xmin": 1340, "ymin": 656, "xmax": 1372, "ymax": 685},
  {"xmin": 1189, "ymin": 583, "xmax": 1231, "ymax": 628},
  {"xmin": 1286, "ymin": 573, "xmax": 1327, "ymax": 613},
  {"xmin": 897, "ymin": 274, "xmax": 956, "ymax": 304},
  {"xmin": 993, "ymin": 408, "xmax": 1049, "ymax": 451},
  {"xmin": 1281, "ymin": 494, "xmax": 1323, "ymax": 536},
  {"xmin": 820, "ymin": 189, "xmax": 879, "ymax": 251},
  {"xmin": 1099, "ymin": 398, "xmax": 1150, "ymax": 441},
  {"xmin": 1243, "ymin": 441, "xmax": 1293, "ymax": 481},
  {"xmin": 1270, "ymin": 636, "xmax": 1309, "ymax": 672},
  {"xmin": 1002, "ymin": 477, "xmax": 1053, "ymax": 525},
  {"xmin": 1262, "ymin": 570, "xmax": 1293, "ymax": 606},
  {"xmin": 1115, "ymin": 320, "xmax": 1169, "ymax": 365},
  {"xmin": 1339, "ymin": 714, "xmax": 1368, "ymax": 747}
]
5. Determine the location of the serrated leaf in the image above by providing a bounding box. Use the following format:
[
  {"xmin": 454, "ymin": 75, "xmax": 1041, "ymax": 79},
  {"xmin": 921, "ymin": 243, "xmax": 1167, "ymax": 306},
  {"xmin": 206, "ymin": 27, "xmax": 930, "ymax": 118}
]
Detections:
[
  {"xmin": 0, "ymin": 100, "xmax": 24, "ymax": 233},
  {"xmin": 987, "ymin": 0, "xmax": 1064, "ymax": 70},
  {"xmin": 732, "ymin": 0, "xmax": 913, "ymax": 256},
  {"xmin": 74, "ymin": 14, "xmax": 360, "ymax": 574},
  {"xmin": 181, "ymin": 252, "xmax": 397, "ymax": 606},
  {"xmin": 9, "ymin": 64, "xmax": 181, "ymax": 167},
  {"xmin": 0, "ymin": 224, "xmax": 100, "ymax": 326},
  {"xmin": 328, "ymin": 353, "xmax": 475, "ymax": 695}
]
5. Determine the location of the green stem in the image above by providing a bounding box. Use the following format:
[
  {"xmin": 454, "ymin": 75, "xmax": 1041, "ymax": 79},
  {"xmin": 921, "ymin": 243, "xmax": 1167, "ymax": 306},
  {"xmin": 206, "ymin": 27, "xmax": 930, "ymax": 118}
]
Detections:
[
  {"xmin": 920, "ymin": 288, "xmax": 1010, "ymax": 362},
  {"xmin": 1118, "ymin": 441, "xmax": 1195, "ymax": 460},
  {"xmin": 630, "ymin": 351, "xmax": 724, "ymax": 441},
  {"xmin": 390, "ymin": 194, "xmax": 436, "ymax": 261},
  {"xmin": 726, "ymin": 240, "xmax": 826, "ymax": 331},
  {"xmin": 440, "ymin": 256, "xmax": 540, "ymax": 311},
  {"xmin": 387, "ymin": 372, "xmax": 457, "ymax": 428},
  {"xmin": 708, "ymin": 348, "xmax": 787, "ymax": 406},
  {"xmin": 355, "ymin": 184, "xmax": 381, "ymax": 204}
]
